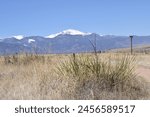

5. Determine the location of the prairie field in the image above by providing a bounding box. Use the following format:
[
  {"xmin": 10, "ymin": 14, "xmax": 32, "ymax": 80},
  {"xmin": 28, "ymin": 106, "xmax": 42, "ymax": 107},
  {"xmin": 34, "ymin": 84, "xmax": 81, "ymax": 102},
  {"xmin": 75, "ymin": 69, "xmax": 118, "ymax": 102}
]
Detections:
[{"xmin": 0, "ymin": 53, "xmax": 149, "ymax": 100}]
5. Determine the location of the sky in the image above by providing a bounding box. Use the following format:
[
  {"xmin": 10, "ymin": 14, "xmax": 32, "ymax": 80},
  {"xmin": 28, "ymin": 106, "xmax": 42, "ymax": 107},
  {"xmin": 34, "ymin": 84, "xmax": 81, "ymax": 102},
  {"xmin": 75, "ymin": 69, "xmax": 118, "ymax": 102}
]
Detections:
[{"xmin": 0, "ymin": 0, "xmax": 150, "ymax": 38}]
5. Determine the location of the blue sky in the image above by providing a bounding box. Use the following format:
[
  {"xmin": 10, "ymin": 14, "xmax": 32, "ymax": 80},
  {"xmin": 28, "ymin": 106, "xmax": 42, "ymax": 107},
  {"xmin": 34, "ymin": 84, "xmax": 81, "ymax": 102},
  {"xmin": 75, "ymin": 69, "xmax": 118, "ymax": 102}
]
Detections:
[{"xmin": 0, "ymin": 0, "xmax": 150, "ymax": 37}]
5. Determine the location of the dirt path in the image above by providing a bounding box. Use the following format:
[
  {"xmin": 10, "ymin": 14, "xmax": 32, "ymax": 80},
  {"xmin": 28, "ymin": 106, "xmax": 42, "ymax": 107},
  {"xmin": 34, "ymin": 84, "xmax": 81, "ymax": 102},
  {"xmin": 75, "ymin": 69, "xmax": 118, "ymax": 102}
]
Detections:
[{"xmin": 136, "ymin": 66, "xmax": 150, "ymax": 82}]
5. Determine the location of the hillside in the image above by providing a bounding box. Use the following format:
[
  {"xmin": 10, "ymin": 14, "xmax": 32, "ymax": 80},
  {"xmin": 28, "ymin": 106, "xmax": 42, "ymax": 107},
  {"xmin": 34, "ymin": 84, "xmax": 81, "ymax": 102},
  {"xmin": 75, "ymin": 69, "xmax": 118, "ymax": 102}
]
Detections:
[{"xmin": 108, "ymin": 45, "xmax": 150, "ymax": 54}]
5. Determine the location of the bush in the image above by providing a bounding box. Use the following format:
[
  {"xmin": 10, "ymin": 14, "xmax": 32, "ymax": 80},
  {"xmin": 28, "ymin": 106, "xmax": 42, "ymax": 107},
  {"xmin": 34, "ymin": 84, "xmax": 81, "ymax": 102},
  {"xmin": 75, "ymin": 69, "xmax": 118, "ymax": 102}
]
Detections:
[{"xmin": 57, "ymin": 53, "xmax": 149, "ymax": 99}]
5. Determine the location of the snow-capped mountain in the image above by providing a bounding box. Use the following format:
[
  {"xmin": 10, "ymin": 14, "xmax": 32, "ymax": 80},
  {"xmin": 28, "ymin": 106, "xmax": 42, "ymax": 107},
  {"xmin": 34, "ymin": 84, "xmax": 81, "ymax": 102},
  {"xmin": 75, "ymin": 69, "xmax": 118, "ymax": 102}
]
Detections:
[
  {"xmin": 13, "ymin": 35, "xmax": 24, "ymax": 40},
  {"xmin": 0, "ymin": 29, "xmax": 150, "ymax": 54},
  {"xmin": 46, "ymin": 29, "xmax": 91, "ymax": 38}
]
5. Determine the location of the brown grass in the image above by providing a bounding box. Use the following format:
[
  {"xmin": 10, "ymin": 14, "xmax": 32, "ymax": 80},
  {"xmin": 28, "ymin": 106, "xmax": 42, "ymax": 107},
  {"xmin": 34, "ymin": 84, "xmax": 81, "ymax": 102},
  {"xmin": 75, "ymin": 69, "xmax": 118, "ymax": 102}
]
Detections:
[{"xmin": 0, "ymin": 53, "xmax": 149, "ymax": 100}]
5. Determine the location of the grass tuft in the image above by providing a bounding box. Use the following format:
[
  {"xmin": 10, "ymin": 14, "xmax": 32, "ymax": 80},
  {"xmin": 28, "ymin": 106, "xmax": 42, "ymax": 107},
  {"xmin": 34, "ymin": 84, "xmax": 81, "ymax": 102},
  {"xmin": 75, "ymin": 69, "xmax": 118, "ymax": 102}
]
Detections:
[{"xmin": 57, "ymin": 53, "xmax": 149, "ymax": 99}]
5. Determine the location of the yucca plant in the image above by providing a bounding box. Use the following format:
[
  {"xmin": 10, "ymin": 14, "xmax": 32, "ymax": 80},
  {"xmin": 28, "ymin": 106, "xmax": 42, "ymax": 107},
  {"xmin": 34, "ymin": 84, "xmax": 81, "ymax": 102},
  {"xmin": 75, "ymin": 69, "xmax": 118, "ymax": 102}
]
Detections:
[{"xmin": 56, "ymin": 53, "xmax": 148, "ymax": 99}]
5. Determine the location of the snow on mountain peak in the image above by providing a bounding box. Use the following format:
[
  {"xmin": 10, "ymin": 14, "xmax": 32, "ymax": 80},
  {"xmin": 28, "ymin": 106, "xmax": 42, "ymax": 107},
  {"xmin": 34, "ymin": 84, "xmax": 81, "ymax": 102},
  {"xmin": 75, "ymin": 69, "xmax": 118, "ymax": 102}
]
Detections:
[
  {"xmin": 28, "ymin": 39, "xmax": 35, "ymax": 43},
  {"xmin": 13, "ymin": 35, "xmax": 24, "ymax": 40},
  {"xmin": 46, "ymin": 29, "xmax": 91, "ymax": 38},
  {"xmin": 61, "ymin": 29, "xmax": 91, "ymax": 35}
]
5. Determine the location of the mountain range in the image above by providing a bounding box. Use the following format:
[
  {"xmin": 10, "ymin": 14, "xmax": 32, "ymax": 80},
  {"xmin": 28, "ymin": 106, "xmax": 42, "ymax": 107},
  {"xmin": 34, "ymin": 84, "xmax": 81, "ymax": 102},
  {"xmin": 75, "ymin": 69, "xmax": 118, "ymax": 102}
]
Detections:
[{"xmin": 0, "ymin": 29, "xmax": 150, "ymax": 55}]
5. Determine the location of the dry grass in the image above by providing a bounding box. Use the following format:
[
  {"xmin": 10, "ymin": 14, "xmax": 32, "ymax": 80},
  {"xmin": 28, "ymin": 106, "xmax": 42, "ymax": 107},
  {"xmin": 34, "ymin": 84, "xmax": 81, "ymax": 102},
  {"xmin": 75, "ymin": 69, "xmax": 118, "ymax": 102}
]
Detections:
[{"xmin": 0, "ymin": 53, "xmax": 149, "ymax": 100}]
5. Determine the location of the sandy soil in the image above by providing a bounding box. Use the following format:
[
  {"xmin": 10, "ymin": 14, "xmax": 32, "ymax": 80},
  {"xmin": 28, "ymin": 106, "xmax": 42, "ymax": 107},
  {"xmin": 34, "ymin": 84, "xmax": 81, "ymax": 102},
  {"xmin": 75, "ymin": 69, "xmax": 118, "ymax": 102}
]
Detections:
[
  {"xmin": 136, "ymin": 66, "xmax": 150, "ymax": 82},
  {"xmin": 136, "ymin": 54, "xmax": 150, "ymax": 83}
]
